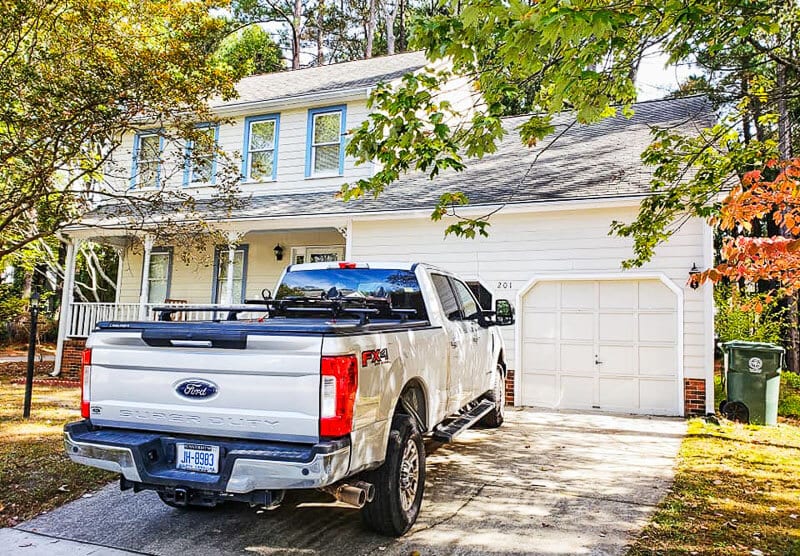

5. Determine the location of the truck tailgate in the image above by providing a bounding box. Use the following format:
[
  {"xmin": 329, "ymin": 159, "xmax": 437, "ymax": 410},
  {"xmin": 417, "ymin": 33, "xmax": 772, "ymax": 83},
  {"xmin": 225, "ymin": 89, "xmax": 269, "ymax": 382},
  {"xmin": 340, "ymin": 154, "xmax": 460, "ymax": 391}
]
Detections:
[{"xmin": 87, "ymin": 325, "xmax": 322, "ymax": 443}]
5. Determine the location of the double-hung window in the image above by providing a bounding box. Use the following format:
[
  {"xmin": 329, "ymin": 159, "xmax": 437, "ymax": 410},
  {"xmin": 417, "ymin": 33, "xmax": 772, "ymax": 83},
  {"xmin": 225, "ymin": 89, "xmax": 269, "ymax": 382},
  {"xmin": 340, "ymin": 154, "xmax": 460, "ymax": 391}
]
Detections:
[
  {"xmin": 243, "ymin": 115, "xmax": 279, "ymax": 182},
  {"xmin": 184, "ymin": 125, "xmax": 218, "ymax": 185},
  {"xmin": 132, "ymin": 132, "xmax": 162, "ymax": 189},
  {"xmin": 146, "ymin": 249, "xmax": 172, "ymax": 304},
  {"xmin": 213, "ymin": 245, "xmax": 248, "ymax": 304},
  {"xmin": 306, "ymin": 106, "xmax": 346, "ymax": 177}
]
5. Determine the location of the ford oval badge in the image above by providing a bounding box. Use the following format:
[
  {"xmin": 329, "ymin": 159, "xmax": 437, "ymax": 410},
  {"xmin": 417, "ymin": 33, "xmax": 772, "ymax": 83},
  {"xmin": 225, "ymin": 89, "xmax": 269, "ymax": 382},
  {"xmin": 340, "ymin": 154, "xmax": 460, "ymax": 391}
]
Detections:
[{"xmin": 175, "ymin": 379, "xmax": 218, "ymax": 400}]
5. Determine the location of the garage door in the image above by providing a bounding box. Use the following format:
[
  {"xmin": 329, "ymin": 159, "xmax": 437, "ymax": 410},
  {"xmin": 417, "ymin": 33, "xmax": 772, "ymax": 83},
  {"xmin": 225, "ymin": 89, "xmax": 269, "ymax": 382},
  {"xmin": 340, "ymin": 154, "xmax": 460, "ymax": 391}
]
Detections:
[{"xmin": 519, "ymin": 279, "xmax": 680, "ymax": 415}]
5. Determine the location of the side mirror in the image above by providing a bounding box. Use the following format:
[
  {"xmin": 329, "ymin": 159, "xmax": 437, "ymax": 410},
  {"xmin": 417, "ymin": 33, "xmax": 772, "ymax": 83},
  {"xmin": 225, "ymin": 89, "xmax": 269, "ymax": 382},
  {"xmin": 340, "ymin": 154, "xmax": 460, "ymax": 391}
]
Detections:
[{"xmin": 494, "ymin": 299, "xmax": 515, "ymax": 326}]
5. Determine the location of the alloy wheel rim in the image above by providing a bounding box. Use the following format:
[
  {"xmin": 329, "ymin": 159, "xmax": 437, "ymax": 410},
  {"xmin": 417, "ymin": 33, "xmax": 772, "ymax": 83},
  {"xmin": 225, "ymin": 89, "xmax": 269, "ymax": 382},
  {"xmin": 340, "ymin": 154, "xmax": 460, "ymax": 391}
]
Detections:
[{"xmin": 398, "ymin": 438, "xmax": 419, "ymax": 511}]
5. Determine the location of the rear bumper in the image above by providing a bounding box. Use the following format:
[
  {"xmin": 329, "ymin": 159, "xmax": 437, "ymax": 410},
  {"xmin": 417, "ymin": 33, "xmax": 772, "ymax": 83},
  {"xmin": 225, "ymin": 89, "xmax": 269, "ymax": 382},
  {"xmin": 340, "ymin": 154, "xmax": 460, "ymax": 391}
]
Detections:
[{"xmin": 64, "ymin": 421, "xmax": 350, "ymax": 493}]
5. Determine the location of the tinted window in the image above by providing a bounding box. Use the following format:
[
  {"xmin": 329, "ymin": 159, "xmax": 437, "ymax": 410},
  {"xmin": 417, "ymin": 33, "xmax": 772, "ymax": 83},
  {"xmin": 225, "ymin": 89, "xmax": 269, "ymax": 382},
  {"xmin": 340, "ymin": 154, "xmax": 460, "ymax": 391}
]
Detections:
[
  {"xmin": 451, "ymin": 279, "xmax": 480, "ymax": 319},
  {"xmin": 431, "ymin": 274, "xmax": 460, "ymax": 320},
  {"xmin": 277, "ymin": 268, "xmax": 427, "ymax": 319},
  {"xmin": 467, "ymin": 281, "xmax": 492, "ymax": 309}
]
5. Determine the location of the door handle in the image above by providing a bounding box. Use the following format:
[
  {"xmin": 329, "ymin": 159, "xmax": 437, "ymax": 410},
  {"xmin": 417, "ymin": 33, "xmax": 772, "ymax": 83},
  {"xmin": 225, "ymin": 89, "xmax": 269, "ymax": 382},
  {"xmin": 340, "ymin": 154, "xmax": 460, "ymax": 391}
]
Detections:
[
  {"xmin": 450, "ymin": 340, "xmax": 459, "ymax": 348},
  {"xmin": 595, "ymin": 357, "xmax": 604, "ymax": 365}
]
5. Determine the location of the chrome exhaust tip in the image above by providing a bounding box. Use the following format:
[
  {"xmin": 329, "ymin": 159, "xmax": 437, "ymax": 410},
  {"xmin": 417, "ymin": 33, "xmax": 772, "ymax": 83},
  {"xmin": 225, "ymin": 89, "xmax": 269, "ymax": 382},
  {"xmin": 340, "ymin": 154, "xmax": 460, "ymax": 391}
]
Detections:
[{"xmin": 321, "ymin": 481, "xmax": 375, "ymax": 508}]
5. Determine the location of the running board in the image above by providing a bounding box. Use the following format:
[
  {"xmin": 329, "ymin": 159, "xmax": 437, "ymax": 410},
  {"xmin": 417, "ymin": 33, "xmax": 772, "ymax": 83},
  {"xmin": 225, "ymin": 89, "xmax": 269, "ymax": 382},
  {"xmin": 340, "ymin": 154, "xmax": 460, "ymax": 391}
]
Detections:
[{"xmin": 432, "ymin": 399, "xmax": 495, "ymax": 442}]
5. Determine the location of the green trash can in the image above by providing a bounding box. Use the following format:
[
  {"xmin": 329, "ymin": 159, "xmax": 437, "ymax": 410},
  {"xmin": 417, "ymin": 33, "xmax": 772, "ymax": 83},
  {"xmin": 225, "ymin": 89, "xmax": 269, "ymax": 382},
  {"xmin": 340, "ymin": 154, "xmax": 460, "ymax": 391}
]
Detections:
[{"xmin": 720, "ymin": 341, "xmax": 785, "ymax": 425}]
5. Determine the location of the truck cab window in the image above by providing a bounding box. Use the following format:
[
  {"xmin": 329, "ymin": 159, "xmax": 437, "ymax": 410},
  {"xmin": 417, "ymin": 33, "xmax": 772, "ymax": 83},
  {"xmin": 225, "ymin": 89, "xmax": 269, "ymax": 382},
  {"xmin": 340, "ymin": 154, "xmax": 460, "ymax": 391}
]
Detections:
[
  {"xmin": 431, "ymin": 274, "xmax": 460, "ymax": 320},
  {"xmin": 451, "ymin": 279, "xmax": 480, "ymax": 319}
]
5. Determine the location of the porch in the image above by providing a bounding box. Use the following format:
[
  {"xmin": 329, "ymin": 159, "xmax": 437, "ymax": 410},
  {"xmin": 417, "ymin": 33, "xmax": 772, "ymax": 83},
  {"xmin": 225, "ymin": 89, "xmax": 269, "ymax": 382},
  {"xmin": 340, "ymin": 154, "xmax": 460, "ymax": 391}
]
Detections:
[{"xmin": 55, "ymin": 223, "xmax": 349, "ymax": 375}]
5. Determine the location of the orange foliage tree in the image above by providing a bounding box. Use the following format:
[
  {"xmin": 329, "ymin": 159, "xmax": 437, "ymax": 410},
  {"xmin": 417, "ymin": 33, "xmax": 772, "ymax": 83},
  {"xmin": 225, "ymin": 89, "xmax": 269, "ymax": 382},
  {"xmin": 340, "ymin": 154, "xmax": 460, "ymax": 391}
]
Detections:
[{"xmin": 696, "ymin": 159, "xmax": 800, "ymax": 302}]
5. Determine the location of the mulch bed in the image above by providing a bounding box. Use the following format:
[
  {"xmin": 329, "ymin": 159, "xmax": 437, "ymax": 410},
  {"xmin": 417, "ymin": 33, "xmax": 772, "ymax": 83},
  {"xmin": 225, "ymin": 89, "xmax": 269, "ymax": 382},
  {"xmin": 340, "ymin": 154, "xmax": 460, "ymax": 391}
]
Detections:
[
  {"xmin": 0, "ymin": 361, "xmax": 58, "ymax": 382},
  {"xmin": 8, "ymin": 378, "xmax": 80, "ymax": 388}
]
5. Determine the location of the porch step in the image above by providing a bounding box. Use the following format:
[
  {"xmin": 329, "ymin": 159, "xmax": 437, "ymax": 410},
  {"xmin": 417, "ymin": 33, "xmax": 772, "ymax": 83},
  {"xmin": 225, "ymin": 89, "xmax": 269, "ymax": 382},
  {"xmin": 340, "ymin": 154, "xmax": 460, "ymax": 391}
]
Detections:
[{"xmin": 432, "ymin": 399, "xmax": 495, "ymax": 442}]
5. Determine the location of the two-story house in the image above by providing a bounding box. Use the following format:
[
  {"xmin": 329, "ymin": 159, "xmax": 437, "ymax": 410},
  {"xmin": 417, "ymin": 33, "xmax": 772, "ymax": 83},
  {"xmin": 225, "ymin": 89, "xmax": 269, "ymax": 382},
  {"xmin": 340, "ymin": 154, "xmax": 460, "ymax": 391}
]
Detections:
[{"xmin": 54, "ymin": 52, "xmax": 715, "ymax": 418}]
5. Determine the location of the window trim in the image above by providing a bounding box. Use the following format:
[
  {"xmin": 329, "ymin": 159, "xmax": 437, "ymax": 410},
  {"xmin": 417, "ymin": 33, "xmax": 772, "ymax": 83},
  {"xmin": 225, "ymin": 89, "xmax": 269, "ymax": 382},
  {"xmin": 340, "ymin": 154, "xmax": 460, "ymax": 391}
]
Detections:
[
  {"xmin": 290, "ymin": 245, "xmax": 345, "ymax": 265},
  {"xmin": 242, "ymin": 114, "xmax": 280, "ymax": 183},
  {"xmin": 183, "ymin": 124, "xmax": 219, "ymax": 187},
  {"xmin": 211, "ymin": 244, "xmax": 249, "ymax": 304},
  {"xmin": 139, "ymin": 247, "xmax": 173, "ymax": 304},
  {"xmin": 305, "ymin": 105, "xmax": 347, "ymax": 178},
  {"xmin": 130, "ymin": 131, "xmax": 164, "ymax": 190}
]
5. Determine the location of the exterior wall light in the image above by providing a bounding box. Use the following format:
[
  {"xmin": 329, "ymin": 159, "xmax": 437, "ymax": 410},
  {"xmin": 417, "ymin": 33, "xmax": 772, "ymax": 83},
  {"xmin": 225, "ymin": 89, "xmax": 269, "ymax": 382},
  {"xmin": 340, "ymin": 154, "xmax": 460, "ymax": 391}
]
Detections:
[
  {"xmin": 273, "ymin": 244, "xmax": 284, "ymax": 261},
  {"xmin": 689, "ymin": 263, "xmax": 701, "ymax": 289}
]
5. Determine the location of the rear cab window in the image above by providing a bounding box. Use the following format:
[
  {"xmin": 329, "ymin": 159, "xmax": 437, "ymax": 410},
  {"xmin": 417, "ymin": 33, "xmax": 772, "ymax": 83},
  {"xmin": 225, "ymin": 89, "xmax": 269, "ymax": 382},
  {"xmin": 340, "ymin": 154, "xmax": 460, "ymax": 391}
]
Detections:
[{"xmin": 276, "ymin": 268, "xmax": 428, "ymax": 320}]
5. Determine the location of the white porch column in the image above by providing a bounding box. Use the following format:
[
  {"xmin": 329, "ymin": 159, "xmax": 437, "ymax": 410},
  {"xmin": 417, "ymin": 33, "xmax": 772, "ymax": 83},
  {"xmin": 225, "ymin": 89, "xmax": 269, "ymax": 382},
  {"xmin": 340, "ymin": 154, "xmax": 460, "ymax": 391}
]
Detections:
[
  {"xmin": 138, "ymin": 234, "xmax": 154, "ymax": 320},
  {"xmin": 113, "ymin": 247, "xmax": 124, "ymax": 304},
  {"xmin": 53, "ymin": 239, "xmax": 80, "ymax": 377},
  {"xmin": 224, "ymin": 232, "xmax": 240, "ymax": 304}
]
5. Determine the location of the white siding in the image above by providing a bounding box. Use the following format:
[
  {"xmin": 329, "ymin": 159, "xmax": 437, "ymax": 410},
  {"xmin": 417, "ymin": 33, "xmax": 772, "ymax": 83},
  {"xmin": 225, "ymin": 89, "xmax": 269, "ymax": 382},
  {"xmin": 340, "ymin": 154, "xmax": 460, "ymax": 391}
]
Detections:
[
  {"xmin": 349, "ymin": 207, "xmax": 711, "ymax": 382},
  {"xmin": 117, "ymin": 229, "xmax": 344, "ymax": 304},
  {"xmin": 105, "ymin": 101, "xmax": 374, "ymax": 197}
]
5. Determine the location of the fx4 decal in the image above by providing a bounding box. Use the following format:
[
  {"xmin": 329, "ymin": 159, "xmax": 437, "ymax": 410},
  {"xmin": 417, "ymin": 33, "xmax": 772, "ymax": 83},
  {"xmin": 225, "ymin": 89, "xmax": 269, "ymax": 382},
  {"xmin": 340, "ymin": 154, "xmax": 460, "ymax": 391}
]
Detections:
[{"xmin": 362, "ymin": 348, "xmax": 390, "ymax": 367}]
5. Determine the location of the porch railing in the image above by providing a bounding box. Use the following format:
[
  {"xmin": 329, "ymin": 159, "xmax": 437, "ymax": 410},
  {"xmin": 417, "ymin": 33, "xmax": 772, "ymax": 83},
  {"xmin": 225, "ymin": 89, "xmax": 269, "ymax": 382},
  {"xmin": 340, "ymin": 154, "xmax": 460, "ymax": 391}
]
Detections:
[{"xmin": 67, "ymin": 302, "xmax": 235, "ymax": 338}]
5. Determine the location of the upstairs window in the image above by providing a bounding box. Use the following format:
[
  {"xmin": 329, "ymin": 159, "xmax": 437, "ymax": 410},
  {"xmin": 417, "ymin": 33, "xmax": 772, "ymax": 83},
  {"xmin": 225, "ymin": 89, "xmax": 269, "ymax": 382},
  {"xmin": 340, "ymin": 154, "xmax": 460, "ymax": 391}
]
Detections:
[
  {"xmin": 132, "ymin": 132, "xmax": 162, "ymax": 189},
  {"xmin": 184, "ymin": 125, "xmax": 218, "ymax": 185},
  {"xmin": 306, "ymin": 106, "xmax": 346, "ymax": 177},
  {"xmin": 243, "ymin": 114, "xmax": 279, "ymax": 182}
]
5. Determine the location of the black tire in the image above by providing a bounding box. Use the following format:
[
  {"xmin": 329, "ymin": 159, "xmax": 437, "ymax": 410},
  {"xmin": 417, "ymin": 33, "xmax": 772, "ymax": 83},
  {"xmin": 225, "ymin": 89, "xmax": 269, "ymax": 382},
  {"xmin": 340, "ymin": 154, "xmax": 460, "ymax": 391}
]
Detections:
[
  {"xmin": 361, "ymin": 414, "xmax": 425, "ymax": 537},
  {"xmin": 718, "ymin": 399, "xmax": 728, "ymax": 415},
  {"xmin": 157, "ymin": 491, "xmax": 218, "ymax": 510},
  {"xmin": 722, "ymin": 401, "xmax": 750, "ymax": 423},
  {"xmin": 479, "ymin": 363, "xmax": 505, "ymax": 428}
]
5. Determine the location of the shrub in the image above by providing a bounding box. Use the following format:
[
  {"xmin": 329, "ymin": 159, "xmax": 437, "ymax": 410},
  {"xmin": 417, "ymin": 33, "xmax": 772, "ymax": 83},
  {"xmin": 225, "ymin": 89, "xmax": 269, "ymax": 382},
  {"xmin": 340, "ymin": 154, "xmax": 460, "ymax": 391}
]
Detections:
[{"xmin": 714, "ymin": 284, "xmax": 785, "ymax": 344}]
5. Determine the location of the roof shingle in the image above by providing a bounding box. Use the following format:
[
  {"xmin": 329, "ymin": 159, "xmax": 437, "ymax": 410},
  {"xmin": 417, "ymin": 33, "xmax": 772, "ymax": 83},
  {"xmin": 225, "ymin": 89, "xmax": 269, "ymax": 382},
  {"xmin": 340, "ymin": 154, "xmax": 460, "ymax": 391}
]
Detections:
[{"xmin": 232, "ymin": 95, "xmax": 714, "ymax": 219}]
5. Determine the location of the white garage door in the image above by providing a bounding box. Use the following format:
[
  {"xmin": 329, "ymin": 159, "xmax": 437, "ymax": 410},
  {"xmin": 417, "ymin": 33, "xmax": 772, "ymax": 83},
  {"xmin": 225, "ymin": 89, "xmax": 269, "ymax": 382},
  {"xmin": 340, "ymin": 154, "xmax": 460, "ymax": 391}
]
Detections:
[{"xmin": 519, "ymin": 279, "xmax": 680, "ymax": 415}]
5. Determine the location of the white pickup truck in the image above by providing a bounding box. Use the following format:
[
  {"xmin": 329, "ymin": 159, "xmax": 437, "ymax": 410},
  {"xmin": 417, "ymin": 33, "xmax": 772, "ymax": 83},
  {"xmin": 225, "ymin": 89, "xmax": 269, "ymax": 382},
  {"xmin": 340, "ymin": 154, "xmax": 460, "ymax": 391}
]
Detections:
[{"xmin": 65, "ymin": 262, "xmax": 515, "ymax": 536}]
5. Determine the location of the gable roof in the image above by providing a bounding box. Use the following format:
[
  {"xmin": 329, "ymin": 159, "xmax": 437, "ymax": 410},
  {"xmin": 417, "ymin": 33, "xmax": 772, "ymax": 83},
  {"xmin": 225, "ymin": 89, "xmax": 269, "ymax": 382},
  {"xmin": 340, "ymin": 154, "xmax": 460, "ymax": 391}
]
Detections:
[
  {"xmin": 213, "ymin": 51, "xmax": 428, "ymax": 109},
  {"xmin": 81, "ymin": 95, "xmax": 714, "ymax": 229},
  {"xmin": 232, "ymin": 95, "xmax": 714, "ymax": 219}
]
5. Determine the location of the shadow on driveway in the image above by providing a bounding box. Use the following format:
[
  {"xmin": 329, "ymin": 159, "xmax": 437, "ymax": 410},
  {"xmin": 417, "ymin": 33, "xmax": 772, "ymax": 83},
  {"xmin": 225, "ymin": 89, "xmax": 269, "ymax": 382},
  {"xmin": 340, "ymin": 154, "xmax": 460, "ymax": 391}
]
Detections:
[{"xmin": 14, "ymin": 409, "xmax": 685, "ymax": 555}]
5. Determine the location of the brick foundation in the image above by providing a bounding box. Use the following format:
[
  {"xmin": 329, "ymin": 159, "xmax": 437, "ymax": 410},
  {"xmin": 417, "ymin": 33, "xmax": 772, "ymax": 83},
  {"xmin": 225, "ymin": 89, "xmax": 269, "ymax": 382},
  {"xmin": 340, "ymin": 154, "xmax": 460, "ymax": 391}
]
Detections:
[
  {"xmin": 505, "ymin": 368, "xmax": 515, "ymax": 406},
  {"xmin": 60, "ymin": 338, "xmax": 87, "ymax": 380},
  {"xmin": 684, "ymin": 378, "xmax": 706, "ymax": 416}
]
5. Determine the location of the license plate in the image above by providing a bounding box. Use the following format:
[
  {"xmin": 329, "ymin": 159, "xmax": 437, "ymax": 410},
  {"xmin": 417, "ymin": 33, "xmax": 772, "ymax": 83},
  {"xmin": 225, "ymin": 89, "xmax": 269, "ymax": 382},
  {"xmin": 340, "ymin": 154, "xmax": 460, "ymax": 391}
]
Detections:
[{"xmin": 176, "ymin": 443, "xmax": 219, "ymax": 474}]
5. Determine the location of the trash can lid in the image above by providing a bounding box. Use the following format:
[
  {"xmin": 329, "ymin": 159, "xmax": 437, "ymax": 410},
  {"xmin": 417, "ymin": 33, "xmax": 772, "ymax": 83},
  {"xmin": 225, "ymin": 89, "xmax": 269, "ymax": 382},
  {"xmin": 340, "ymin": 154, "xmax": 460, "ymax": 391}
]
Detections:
[{"xmin": 722, "ymin": 340, "xmax": 786, "ymax": 353}]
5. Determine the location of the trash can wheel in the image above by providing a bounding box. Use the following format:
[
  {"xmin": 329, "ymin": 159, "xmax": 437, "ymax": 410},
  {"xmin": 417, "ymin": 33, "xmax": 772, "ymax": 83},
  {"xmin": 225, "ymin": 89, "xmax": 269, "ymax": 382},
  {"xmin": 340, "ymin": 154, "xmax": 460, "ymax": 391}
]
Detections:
[
  {"xmin": 719, "ymin": 399, "xmax": 728, "ymax": 414},
  {"xmin": 722, "ymin": 401, "xmax": 749, "ymax": 423}
]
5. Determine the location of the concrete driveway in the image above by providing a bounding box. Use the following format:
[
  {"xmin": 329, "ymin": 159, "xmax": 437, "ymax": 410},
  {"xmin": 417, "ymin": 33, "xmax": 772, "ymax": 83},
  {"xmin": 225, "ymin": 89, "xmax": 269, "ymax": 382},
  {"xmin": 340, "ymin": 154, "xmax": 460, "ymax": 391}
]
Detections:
[{"xmin": 6, "ymin": 409, "xmax": 685, "ymax": 556}]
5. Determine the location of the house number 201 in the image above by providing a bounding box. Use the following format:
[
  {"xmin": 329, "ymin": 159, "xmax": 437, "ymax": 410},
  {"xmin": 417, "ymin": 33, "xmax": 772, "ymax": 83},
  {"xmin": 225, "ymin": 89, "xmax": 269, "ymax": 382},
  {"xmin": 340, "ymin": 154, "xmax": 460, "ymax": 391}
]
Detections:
[{"xmin": 497, "ymin": 281, "xmax": 513, "ymax": 289}]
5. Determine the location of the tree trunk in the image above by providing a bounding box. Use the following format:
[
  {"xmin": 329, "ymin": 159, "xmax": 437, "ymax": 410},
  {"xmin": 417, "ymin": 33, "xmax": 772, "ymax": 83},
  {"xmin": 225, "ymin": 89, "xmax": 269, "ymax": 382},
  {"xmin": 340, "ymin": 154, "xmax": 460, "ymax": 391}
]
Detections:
[
  {"xmin": 397, "ymin": 0, "xmax": 406, "ymax": 52},
  {"xmin": 291, "ymin": 0, "xmax": 302, "ymax": 70},
  {"xmin": 365, "ymin": 0, "xmax": 377, "ymax": 58},
  {"xmin": 777, "ymin": 63, "xmax": 799, "ymax": 372},
  {"xmin": 385, "ymin": 0, "xmax": 396, "ymax": 55}
]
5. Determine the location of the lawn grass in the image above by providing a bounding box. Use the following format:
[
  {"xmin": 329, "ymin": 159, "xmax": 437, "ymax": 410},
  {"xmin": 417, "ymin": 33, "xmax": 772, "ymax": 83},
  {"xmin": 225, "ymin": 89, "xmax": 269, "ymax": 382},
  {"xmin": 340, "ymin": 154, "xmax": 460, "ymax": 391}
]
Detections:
[
  {"xmin": 627, "ymin": 419, "xmax": 800, "ymax": 556},
  {"xmin": 0, "ymin": 364, "xmax": 113, "ymax": 527}
]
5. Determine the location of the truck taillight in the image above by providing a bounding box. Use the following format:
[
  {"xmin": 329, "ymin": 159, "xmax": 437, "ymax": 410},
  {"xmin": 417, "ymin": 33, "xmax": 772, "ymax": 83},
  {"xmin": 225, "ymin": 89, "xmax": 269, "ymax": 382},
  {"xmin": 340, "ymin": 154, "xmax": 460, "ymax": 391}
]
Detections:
[
  {"xmin": 320, "ymin": 355, "xmax": 358, "ymax": 437},
  {"xmin": 80, "ymin": 348, "xmax": 92, "ymax": 418}
]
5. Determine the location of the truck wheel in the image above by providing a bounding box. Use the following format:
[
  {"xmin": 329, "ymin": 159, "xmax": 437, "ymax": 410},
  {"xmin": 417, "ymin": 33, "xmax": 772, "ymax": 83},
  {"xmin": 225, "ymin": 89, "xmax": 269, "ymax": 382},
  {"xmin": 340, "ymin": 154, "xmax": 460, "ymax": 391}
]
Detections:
[
  {"xmin": 361, "ymin": 414, "xmax": 425, "ymax": 536},
  {"xmin": 479, "ymin": 363, "xmax": 505, "ymax": 428}
]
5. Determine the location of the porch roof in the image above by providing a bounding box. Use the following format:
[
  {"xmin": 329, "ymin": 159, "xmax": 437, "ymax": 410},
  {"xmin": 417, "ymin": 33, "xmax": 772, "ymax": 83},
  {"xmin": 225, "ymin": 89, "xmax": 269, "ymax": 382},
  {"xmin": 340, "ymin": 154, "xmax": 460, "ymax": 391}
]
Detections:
[{"xmin": 80, "ymin": 95, "xmax": 712, "ymax": 229}]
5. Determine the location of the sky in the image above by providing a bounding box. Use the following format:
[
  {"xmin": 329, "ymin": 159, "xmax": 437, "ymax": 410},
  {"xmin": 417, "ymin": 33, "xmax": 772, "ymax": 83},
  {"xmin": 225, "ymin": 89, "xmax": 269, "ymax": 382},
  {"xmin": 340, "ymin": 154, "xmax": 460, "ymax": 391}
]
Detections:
[{"xmin": 635, "ymin": 48, "xmax": 697, "ymax": 100}]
